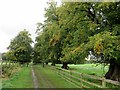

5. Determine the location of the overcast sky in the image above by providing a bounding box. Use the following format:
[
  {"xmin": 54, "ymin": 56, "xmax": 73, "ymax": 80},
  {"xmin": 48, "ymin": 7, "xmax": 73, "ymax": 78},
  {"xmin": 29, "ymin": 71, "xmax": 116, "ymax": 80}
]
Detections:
[{"xmin": 0, "ymin": 0, "xmax": 51, "ymax": 53}]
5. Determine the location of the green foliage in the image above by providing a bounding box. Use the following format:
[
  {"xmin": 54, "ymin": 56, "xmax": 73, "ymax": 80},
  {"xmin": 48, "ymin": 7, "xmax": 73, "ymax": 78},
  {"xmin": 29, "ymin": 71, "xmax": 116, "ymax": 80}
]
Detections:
[
  {"xmin": 2, "ymin": 53, "xmax": 8, "ymax": 61},
  {"xmin": 33, "ymin": 2, "xmax": 62, "ymax": 64},
  {"xmin": 86, "ymin": 31, "xmax": 120, "ymax": 63},
  {"xmin": 34, "ymin": 1, "xmax": 120, "ymax": 66},
  {"xmin": 6, "ymin": 30, "xmax": 33, "ymax": 64}
]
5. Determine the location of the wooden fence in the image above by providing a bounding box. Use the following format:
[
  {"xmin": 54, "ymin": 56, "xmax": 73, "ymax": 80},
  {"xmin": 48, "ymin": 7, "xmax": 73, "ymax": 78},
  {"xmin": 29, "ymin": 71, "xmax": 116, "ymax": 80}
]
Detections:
[{"xmin": 50, "ymin": 66, "xmax": 120, "ymax": 88}]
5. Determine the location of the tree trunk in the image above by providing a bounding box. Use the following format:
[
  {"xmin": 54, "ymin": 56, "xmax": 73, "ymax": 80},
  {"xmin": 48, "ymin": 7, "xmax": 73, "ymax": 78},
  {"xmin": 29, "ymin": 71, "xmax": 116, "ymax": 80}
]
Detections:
[
  {"xmin": 105, "ymin": 60, "xmax": 120, "ymax": 82},
  {"xmin": 51, "ymin": 60, "xmax": 56, "ymax": 66},
  {"xmin": 26, "ymin": 63, "xmax": 29, "ymax": 67},
  {"xmin": 62, "ymin": 62, "xmax": 68, "ymax": 69},
  {"xmin": 45, "ymin": 62, "xmax": 48, "ymax": 65},
  {"xmin": 42, "ymin": 62, "xmax": 44, "ymax": 68},
  {"xmin": 51, "ymin": 63, "xmax": 55, "ymax": 66}
]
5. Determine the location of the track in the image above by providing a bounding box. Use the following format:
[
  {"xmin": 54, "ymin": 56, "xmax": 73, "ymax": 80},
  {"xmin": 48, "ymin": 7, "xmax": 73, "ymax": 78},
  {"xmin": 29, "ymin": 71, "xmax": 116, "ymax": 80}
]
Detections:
[
  {"xmin": 31, "ymin": 66, "xmax": 39, "ymax": 89},
  {"xmin": 32, "ymin": 65, "xmax": 54, "ymax": 88}
]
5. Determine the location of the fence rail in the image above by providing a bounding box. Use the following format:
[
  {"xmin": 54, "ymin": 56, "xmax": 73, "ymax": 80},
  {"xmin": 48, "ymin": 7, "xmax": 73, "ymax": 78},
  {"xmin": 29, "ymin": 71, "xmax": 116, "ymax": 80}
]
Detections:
[{"xmin": 50, "ymin": 66, "xmax": 120, "ymax": 88}]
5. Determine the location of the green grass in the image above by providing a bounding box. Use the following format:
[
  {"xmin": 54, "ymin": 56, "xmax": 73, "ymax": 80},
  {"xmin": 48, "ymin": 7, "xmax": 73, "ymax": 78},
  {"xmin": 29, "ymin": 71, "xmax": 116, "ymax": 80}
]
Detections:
[
  {"xmin": 33, "ymin": 65, "xmax": 78, "ymax": 88},
  {"xmin": 1, "ymin": 63, "xmax": 111, "ymax": 88},
  {"xmin": 2, "ymin": 66, "xmax": 34, "ymax": 88},
  {"xmin": 55, "ymin": 63, "xmax": 120, "ymax": 88},
  {"xmin": 56, "ymin": 63, "xmax": 108, "ymax": 77}
]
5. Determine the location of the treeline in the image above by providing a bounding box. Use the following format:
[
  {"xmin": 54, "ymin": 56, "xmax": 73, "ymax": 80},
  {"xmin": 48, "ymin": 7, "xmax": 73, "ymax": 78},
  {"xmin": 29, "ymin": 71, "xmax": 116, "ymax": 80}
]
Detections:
[{"xmin": 33, "ymin": 2, "xmax": 120, "ymax": 81}]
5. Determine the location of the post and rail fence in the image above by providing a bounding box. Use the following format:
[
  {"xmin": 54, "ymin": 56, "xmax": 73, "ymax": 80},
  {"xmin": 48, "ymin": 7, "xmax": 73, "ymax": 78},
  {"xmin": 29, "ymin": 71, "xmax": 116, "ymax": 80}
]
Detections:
[{"xmin": 50, "ymin": 66, "xmax": 120, "ymax": 88}]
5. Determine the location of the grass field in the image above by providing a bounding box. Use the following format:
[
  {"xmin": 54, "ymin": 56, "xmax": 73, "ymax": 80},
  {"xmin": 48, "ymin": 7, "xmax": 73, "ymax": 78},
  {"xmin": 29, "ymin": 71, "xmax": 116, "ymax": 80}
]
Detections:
[
  {"xmin": 53, "ymin": 63, "xmax": 120, "ymax": 88},
  {"xmin": 69, "ymin": 64, "xmax": 108, "ymax": 77},
  {"xmin": 55, "ymin": 63, "xmax": 109, "ymax": 77}
]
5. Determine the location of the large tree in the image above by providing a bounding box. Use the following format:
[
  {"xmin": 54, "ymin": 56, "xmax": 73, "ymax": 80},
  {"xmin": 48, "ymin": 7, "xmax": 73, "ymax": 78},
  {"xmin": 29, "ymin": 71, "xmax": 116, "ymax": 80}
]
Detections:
[
  {"xmin": 34, "ymin": 1, "xmax": 62, "ymax": 66},
  {"xmin": 87, "ymin": 2, "xmax": 120, "ymax": 81},
  {"xmin": 7, "ymin": 30, "xmax": 33, "ymax": 66}
]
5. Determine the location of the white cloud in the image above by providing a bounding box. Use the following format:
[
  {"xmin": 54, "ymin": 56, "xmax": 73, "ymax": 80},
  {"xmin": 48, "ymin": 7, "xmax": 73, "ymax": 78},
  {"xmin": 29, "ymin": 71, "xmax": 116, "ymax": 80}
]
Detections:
[{"xmin": 0, "ymin": 0, "xmax": 49, "ymax": 52}]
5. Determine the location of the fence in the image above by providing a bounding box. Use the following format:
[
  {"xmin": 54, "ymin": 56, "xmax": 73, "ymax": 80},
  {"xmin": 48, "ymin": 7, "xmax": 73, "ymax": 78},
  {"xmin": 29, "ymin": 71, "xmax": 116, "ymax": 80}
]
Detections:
[{"xmin": 50, "ymin": 66, "xmax": 120, "ymax": 88}]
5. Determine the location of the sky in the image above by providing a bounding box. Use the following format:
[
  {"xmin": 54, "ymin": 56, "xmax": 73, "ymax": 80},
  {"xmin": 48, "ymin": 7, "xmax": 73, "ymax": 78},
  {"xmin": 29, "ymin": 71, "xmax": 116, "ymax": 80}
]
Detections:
[{"xmin": 0, "ymin": 0, "xmax": 50, "ymax": 53}]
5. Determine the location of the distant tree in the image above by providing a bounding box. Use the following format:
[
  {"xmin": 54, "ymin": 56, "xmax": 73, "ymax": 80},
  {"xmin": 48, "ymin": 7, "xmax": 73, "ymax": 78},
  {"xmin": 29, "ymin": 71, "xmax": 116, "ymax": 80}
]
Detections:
[
  {"xmin": 1, "ymin": 53, "xmax": 7, "ymax": 61},
  {"xmin": 7, "ymin": 30, "xmax": 33, "ymax": 66}
]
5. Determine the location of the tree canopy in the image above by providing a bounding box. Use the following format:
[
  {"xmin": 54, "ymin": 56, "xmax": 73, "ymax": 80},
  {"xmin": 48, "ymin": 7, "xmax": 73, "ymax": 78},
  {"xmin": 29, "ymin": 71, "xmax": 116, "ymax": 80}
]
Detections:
[
  {"xmin": 6, "ymin": 30, "xmax": 33, "ymax": 66},
  {"xmin": 34, "ymin": 1, "xmax": 120, "ymax": 81}
]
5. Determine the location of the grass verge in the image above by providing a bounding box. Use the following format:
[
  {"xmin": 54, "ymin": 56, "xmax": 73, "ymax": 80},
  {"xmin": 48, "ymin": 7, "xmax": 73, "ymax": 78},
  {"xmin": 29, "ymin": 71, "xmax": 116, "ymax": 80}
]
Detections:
[{"xmin": 2, "ymin": 66, "xmax": 34, "ymax": 88}]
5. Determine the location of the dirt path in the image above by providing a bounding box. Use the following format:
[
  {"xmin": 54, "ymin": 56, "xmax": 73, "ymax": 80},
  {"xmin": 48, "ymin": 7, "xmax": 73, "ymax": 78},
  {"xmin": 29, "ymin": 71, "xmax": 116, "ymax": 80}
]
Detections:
[
  {"xmin": 31, "ymin": 66, "xmax": 39, "ymax": 89},
  {"xmin": 32, "ymin": 65, "xmax": 78, "ymax": 88},
  {"xmin": 33, "ymin": 66, "xmax": 54, "ymax": 88},
  {"xmin": 36, "ymin": 71, "xmax": 54, "ymax": 88}
]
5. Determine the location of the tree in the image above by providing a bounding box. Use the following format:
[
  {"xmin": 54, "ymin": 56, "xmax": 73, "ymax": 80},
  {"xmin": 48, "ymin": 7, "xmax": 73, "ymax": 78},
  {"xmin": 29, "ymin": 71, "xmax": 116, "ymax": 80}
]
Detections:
[
  {"xmin": 34, "ymin": 2, "xmax": 100, "ymax": 68},
  {"xmin": 55, "ymin": 2, "xmax": 95, "ymax": 68},
  {"xmin": 34, "ymin": 31, "xmax": 50, "ymax": 66},
  {"xmin": 98, "ymin": 2, "xmax": 120, "ymax": 81},
  {"xmin": 34, "ymin": 1, "xmax": 62, "ymax": 66},
  {"xmin": 7, "ymin": 30, "xmax": 33, "ymax": 66},
  {"xmin": 1, "ymin": 53, "xmax": 7, "ymax": 61},
  {"xmin": 82, "ymin": 2, "xmax": 120, "ymax": 81}
]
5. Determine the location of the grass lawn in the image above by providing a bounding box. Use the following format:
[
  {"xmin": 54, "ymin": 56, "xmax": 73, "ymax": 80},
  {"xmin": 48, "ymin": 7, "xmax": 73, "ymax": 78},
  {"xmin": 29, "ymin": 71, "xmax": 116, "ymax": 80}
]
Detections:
[
  {"xmin": 33, "ymin": 65, "xmax": 78, "ymax": 88},
  {"xmin": 69, "ymin": 64, "xmax": 109, "ymax": 77},
  {"xmin": 56, "ymin": 63, "xmax": 109, "ymax": 77},
  {"xmin": 2, "ymin": 66, "xmax": 34, "ymax": 88}
]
